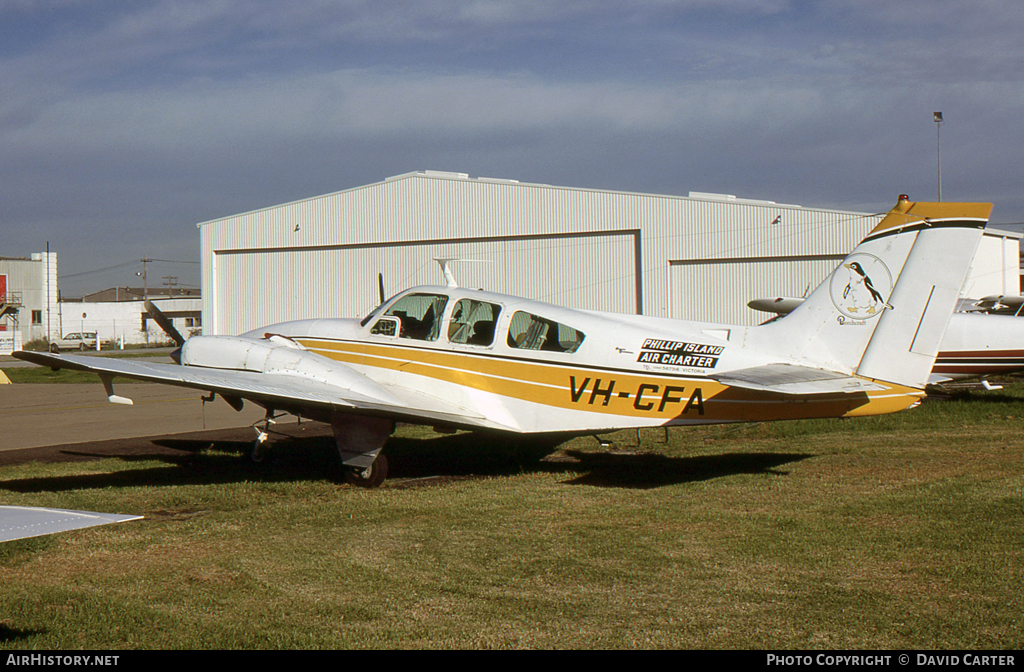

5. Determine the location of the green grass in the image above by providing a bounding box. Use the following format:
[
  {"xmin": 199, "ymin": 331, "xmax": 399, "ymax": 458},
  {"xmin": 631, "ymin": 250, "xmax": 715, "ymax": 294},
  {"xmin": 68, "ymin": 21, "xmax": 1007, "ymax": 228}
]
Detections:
[
  {"xmin": 3, "ymin": 367, "xmax": 116, "ymax": 384},
  {"xmin": 1, "ymin": 385, "xmax": 1023, "ymax": 649},
  {"xmin": 3, "ymin": 351, "xmax": 173, "ymax": 383}
]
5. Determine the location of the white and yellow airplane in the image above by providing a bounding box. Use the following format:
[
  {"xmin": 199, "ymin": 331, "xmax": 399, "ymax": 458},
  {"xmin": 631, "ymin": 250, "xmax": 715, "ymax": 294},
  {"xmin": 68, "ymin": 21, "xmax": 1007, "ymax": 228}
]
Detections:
[{"xmin": 14, "ymin": 196, "xmax": 993, "ymax": 487}]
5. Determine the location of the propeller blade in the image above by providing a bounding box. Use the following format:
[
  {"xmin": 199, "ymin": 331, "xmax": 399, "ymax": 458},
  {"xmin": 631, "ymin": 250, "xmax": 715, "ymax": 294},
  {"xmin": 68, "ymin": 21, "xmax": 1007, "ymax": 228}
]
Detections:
[
  {"xmin": 144, "ymin": 299, "xmax": 186, "ymax": 347},
  {"xmin": 378, "ymin": 273, "xmax": 385, "ymax": 304}
]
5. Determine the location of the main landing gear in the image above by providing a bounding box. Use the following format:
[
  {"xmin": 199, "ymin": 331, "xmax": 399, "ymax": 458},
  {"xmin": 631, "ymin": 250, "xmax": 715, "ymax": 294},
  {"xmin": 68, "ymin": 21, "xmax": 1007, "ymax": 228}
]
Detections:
[
  {"xmin": 245, "ymin": 410, "xmax": 394, "ymax": 488},
  {"xmin": 333, "ymin": 413, "xmax": 394, "ymax": 489},
  {"xmin": 344, "ymin": 453, "xmax": 389, "ymax": 488}
]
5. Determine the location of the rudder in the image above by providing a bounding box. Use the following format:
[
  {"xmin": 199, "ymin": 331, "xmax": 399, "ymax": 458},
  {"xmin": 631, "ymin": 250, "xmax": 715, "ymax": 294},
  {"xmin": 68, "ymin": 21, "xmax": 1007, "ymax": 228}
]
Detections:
[{"xmin": 752, "ymin": 195, "xmax": 992, "ymax": 388}]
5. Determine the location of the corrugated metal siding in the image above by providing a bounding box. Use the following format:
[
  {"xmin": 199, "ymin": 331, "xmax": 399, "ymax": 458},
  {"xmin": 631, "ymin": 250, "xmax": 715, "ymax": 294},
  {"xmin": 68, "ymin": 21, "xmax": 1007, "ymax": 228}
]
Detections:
[
  {"xmin": 200, "ymin": 172, "xmax": 883, "ymax": 331},
  {"xmin": 0, "ymin": 255, "xmax": 54, "ymax": 342},
  {"xmin": 670, "ymin": 257, "xmax": 844, "ymax": 325},
  {"xmin": 213, "ymin": 232, "xmax": 638, "ymax": 336},
  {"xmin": 963, "ymin": 234, "xmax": 1022, "ymax": 298}
]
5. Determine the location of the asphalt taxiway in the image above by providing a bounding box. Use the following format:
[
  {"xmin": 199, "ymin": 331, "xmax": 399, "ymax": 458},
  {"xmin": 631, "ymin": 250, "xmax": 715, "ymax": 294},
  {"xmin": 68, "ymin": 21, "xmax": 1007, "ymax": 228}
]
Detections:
[{"xmin": 0, "ymin": 383, "xmax": 273, "ymax": 454}]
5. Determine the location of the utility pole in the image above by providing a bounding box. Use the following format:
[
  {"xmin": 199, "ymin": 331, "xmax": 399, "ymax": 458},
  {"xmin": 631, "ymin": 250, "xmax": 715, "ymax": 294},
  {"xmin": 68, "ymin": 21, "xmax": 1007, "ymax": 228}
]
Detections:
[
  {"xmin": 45, "ymin": 241, "xmax": 51, "ymax": 343},
  {"xmin": 933, "ymin": 111, "xmax": 943, "ymax": 201},
  {"xmin": 137, "ymin": 257, "xmax": 151, "ymax": 346},
  {"xmin": 137, "ymin": 257, "xmax": 151, "ymax": 299}
]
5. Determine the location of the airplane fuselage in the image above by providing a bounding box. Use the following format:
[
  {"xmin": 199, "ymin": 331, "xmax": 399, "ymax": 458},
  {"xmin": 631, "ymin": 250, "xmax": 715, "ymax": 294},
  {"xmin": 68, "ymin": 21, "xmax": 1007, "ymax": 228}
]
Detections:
[{"xmin": 212, "ymin": 285, "xmax": 923, "ymax": 435}]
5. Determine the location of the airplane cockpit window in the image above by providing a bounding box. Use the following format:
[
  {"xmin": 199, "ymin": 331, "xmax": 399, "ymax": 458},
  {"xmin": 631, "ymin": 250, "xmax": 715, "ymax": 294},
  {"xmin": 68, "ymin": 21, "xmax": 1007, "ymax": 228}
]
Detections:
[
  {"xmin": 506, "ymin": 311, "xmax": 585, "ymax": 353},
  {"xmin": 448, "ymin": 299, "xmax": 502, "ymax": 346},
  {"xmin": 371, "ymin": 293, "xmax": 449, "ymax": 341}
]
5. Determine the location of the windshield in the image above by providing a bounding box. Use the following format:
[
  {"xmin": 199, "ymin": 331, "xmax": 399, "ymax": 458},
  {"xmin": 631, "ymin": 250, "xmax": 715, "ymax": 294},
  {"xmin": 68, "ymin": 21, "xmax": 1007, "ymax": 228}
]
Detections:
[{"xmin": 370, "ymin": 292, "xmax": 450, "ymax": 341}]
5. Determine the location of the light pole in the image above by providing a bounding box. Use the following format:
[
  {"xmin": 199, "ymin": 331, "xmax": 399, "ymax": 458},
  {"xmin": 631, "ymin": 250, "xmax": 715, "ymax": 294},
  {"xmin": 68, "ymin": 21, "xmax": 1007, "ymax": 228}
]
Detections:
[{"xmin": 933, "ymin": 111, "xmax": 943, "ymax": 201}]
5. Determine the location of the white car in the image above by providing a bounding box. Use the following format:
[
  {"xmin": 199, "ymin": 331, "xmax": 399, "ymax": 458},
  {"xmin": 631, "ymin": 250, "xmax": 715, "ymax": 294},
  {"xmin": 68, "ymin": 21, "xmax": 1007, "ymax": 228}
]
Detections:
[{"xmin": 49, "ymin": 332, "xmax": 98, "ymax": 352}]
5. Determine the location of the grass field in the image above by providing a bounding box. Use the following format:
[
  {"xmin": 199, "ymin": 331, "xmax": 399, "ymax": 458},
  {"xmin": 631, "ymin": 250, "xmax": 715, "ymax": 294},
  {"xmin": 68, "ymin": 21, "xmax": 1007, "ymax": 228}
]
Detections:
[{"xmin": 1, "ymin": 384, "xmax": 1022, "ymax": 649}]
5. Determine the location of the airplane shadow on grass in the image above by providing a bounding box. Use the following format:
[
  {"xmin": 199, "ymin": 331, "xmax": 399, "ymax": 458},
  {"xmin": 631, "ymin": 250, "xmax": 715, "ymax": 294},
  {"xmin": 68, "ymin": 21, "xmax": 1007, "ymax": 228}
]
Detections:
[
  {"xmin": 0, "ymin": 430, "xmax": 812, "ymax": 493},
  {"xmin": 0, "ymin": 624, "xmax": 46, "ymax": 645}
]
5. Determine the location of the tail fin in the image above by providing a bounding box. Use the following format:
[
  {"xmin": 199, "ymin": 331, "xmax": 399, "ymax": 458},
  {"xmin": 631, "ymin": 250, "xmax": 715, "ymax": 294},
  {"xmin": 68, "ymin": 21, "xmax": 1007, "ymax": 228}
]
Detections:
[{"xmin": 752, "ymin": 195, "xmax": 992, "ymax": 388}]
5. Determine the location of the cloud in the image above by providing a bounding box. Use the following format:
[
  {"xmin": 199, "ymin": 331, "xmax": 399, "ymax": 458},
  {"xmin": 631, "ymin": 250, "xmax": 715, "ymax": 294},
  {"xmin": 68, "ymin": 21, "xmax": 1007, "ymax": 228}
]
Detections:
[{"xmin": 3, "ymin": 0, "xmax": 1024, "ymax": 292}]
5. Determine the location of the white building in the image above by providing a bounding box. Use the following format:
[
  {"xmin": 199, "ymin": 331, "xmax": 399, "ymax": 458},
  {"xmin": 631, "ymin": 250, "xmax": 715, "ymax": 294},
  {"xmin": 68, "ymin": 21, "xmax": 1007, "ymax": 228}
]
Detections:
[
  {"xmin": 198, "ymin": 171, "xmax": 1020, "ymax": 336},
  {"xmin": 1, "ymin": 250, "xmax": 201, "ymax": 354},
  {"xmin": 56, "ymin": 296, "xmax": 202, "ymax": 347},
  {"xmin": 1, "ymin": 252, "xmax": 59, "ymax": 354}
]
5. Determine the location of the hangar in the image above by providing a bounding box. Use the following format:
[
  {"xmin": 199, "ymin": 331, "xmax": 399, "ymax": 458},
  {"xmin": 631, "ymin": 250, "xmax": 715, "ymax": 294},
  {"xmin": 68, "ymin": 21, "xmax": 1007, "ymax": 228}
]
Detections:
[{"xmin": 198, "ymin": 171, "xmax": 1020, "ymax": 336}]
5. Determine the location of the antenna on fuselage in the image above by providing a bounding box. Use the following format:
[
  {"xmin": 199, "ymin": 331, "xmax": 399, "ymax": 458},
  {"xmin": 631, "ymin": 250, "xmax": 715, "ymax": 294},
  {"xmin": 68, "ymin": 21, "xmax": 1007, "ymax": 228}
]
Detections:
[{"xmin": 433, "ymin": 258, "xmax": 492, "ymax": 289}]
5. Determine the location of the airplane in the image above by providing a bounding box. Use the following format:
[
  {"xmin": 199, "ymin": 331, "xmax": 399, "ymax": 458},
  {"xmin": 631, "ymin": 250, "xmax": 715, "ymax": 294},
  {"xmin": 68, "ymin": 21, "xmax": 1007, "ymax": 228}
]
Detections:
[
  {"xmin": 13, "ymin": 195, "xmax": 993, "ymax": 487},
  {"xmin": 748, "ymin": 297, "xmax": 1024, "ymax": 387},
  {"xmin": 963, "ymin": 294, "xmax": 1024, "ymax": 316}
]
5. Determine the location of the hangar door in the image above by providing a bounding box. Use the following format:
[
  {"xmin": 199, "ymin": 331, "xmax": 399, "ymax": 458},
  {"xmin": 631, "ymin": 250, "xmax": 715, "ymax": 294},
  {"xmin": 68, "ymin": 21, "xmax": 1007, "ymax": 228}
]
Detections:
[
  {"xmin": 669, "ymin": 255, "xmax": 844, "ymax": 326},
  {"xmin": 213, "ymin": 231, "xmax": 640, "ymax": 335}
]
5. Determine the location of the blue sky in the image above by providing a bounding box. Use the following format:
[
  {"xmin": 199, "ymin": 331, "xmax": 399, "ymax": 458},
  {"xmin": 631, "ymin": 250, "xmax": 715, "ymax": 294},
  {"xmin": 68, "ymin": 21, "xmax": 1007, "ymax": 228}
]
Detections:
[{"xmin": 3, "ymin": 1, "xmax": 1022, "ymax": 295}]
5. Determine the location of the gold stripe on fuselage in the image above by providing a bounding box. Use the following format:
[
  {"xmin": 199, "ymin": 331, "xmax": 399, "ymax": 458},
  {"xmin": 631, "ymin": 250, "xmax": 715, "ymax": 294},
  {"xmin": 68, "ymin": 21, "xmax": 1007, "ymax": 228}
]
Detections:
[{"xmin": 300, "ymin": 338, "xmax": 923, "ymax": 425}]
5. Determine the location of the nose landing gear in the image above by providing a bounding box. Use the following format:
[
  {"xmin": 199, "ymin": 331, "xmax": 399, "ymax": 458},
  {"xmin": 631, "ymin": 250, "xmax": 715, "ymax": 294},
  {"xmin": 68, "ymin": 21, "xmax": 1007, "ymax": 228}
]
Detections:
[{"xmin": 250, "ymin": 410, "xmax": 288, "ymax": 463}]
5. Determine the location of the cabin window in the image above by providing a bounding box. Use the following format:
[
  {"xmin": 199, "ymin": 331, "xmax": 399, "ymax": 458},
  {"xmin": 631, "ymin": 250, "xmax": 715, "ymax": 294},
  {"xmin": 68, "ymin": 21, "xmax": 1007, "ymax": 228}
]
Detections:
[
  {"xmin": 372, "ymin": 293, "xmax": 449, "ymax": 341},
  {"xmin": 448, "ymin": 299, "xmax": 502, "ymax": 346},
  {"xmin": 506, "ymin": 311, "xmax": 585, "ymax": 353}
]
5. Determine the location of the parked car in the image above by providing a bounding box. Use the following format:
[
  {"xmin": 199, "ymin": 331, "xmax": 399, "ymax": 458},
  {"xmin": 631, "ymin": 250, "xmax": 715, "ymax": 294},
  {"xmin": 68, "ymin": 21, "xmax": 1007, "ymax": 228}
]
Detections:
[{"xmin": 49, "ymin": 332, "xmax": 98, "ymax": 352}]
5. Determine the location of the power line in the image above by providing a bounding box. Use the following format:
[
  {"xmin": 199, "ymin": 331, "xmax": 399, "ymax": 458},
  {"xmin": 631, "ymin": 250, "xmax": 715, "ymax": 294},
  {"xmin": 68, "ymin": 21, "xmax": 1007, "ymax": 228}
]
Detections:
[
  {"xmin": 59, "ymin": 261, "xmax": 138, "ymax": 279},
  {"xmin": 59, "ymin": 258, "xmax": 200, "ymax": 280}
]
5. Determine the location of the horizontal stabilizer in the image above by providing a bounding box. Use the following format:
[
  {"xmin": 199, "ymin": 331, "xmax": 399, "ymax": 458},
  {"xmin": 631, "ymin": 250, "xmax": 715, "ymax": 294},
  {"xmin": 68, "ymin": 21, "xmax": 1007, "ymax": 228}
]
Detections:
[
  {"xmin": 747, "ymin": 297, "xmax": 802, "ymax": 315},
  {"xmin": 710, "ymin": 363, "xmax": 889, "ymax": 395}
]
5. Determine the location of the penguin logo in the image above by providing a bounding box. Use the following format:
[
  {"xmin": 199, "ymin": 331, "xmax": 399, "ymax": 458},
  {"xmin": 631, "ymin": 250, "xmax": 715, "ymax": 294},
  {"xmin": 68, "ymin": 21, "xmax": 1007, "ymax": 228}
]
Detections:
[{"xmin": 829, "ymin": 253, "xmax": 893, "ymax": 319}]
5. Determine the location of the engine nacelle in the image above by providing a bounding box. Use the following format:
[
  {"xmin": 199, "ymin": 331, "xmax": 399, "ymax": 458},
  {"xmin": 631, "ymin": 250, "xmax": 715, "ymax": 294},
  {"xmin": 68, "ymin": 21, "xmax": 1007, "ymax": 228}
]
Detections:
[{"xmin": 179, "ymin": 335, "xmax": 395, "ymax": 403}]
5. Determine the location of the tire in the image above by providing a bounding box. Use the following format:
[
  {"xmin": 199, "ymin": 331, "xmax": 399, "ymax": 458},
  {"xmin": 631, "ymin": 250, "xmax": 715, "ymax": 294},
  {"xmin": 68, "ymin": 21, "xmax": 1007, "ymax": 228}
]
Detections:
[{"xmin": 344, "ymin": 454, "xmax": 389, "ymax": 488}]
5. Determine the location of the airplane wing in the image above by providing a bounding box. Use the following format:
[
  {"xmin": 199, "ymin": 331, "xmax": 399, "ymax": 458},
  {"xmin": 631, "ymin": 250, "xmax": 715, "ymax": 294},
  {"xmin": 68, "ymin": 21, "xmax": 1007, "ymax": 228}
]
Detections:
[
  {"xmin": 12, "ymin": 351, "xmax": 503, "ymax": 431},
  {"xmin": 0, "ymin": 506, "xmax": 142, "ymax": 543},
  {"xmin": 710, "ymin": 363, "xmax": 891, "ymax": 395}
]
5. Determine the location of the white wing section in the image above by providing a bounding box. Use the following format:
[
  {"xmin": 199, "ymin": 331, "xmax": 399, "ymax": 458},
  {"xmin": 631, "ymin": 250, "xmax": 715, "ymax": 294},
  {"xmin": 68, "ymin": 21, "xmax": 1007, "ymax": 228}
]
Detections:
[
  {"xmin": 13, "ymin": 351, "xmax": 501, "ymax": 430},
  {"xmin": 0, "ymin": 506, "xmax": 142, "ymax": 543},
  {"xmin": 710, "ymin": 363, "xmax": 890, "ymax": 395}
]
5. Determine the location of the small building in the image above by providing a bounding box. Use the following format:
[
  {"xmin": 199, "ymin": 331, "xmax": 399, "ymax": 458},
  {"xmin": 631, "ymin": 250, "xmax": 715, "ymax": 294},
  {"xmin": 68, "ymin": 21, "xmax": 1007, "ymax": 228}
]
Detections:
[
  {"xmin": 58, "ymin": 289, "xmax": 202, "ymax": 346},
  {"xmin": 1, "ymin": 252, "xmax": 59, "ymax": 354},
  {"xmin": 198, "ymin": 171, "xmax": 1020, "ymax": 335}
]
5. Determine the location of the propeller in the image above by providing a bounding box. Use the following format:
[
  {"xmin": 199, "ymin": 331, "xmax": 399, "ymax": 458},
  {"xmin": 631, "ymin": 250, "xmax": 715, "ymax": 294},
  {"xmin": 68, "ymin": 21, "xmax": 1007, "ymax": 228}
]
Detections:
[
  {"xmin": 378, "ymin": 272, "xmax": 385, "ymax": 304},
  {"xmin": 144, "ymin": 299, "xmax": 186, "ymax": 363}
]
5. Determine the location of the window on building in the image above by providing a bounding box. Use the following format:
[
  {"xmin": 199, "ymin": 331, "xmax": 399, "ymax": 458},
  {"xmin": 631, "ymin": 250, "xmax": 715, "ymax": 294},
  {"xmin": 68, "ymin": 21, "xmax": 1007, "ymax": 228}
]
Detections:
[{"xmin": 31, "ymin": 310, "xmax": 42, "ymax": 325}]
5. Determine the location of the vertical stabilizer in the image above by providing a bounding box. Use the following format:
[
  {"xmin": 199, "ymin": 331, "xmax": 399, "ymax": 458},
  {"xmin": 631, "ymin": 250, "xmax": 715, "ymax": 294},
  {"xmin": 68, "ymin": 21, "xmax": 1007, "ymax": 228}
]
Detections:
[{"xmin": 752, "ymin": 195, "xmax": 992, "ymax": 388}]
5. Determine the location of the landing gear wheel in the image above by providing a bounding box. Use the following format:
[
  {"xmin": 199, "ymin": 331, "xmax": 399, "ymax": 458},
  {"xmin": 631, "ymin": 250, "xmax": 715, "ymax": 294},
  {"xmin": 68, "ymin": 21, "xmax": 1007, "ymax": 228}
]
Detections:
[
  {"xmin": 249, "ymin": 440, "xmax": 265, "ymax": 463},
  {"xmin": 249, "ymin": 428, "xmax": 269, "ymax": 463},
  {"xmin": 344, "ymin": 454, "xmax": 388, "ymax": 488}
]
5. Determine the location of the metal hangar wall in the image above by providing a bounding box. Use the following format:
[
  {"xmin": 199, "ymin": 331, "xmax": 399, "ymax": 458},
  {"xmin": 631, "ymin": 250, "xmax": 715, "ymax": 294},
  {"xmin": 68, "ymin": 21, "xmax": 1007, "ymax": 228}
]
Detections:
[{"xmin": 198, "ymin": 171, "xmax": 1010, "ymax": 336}]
